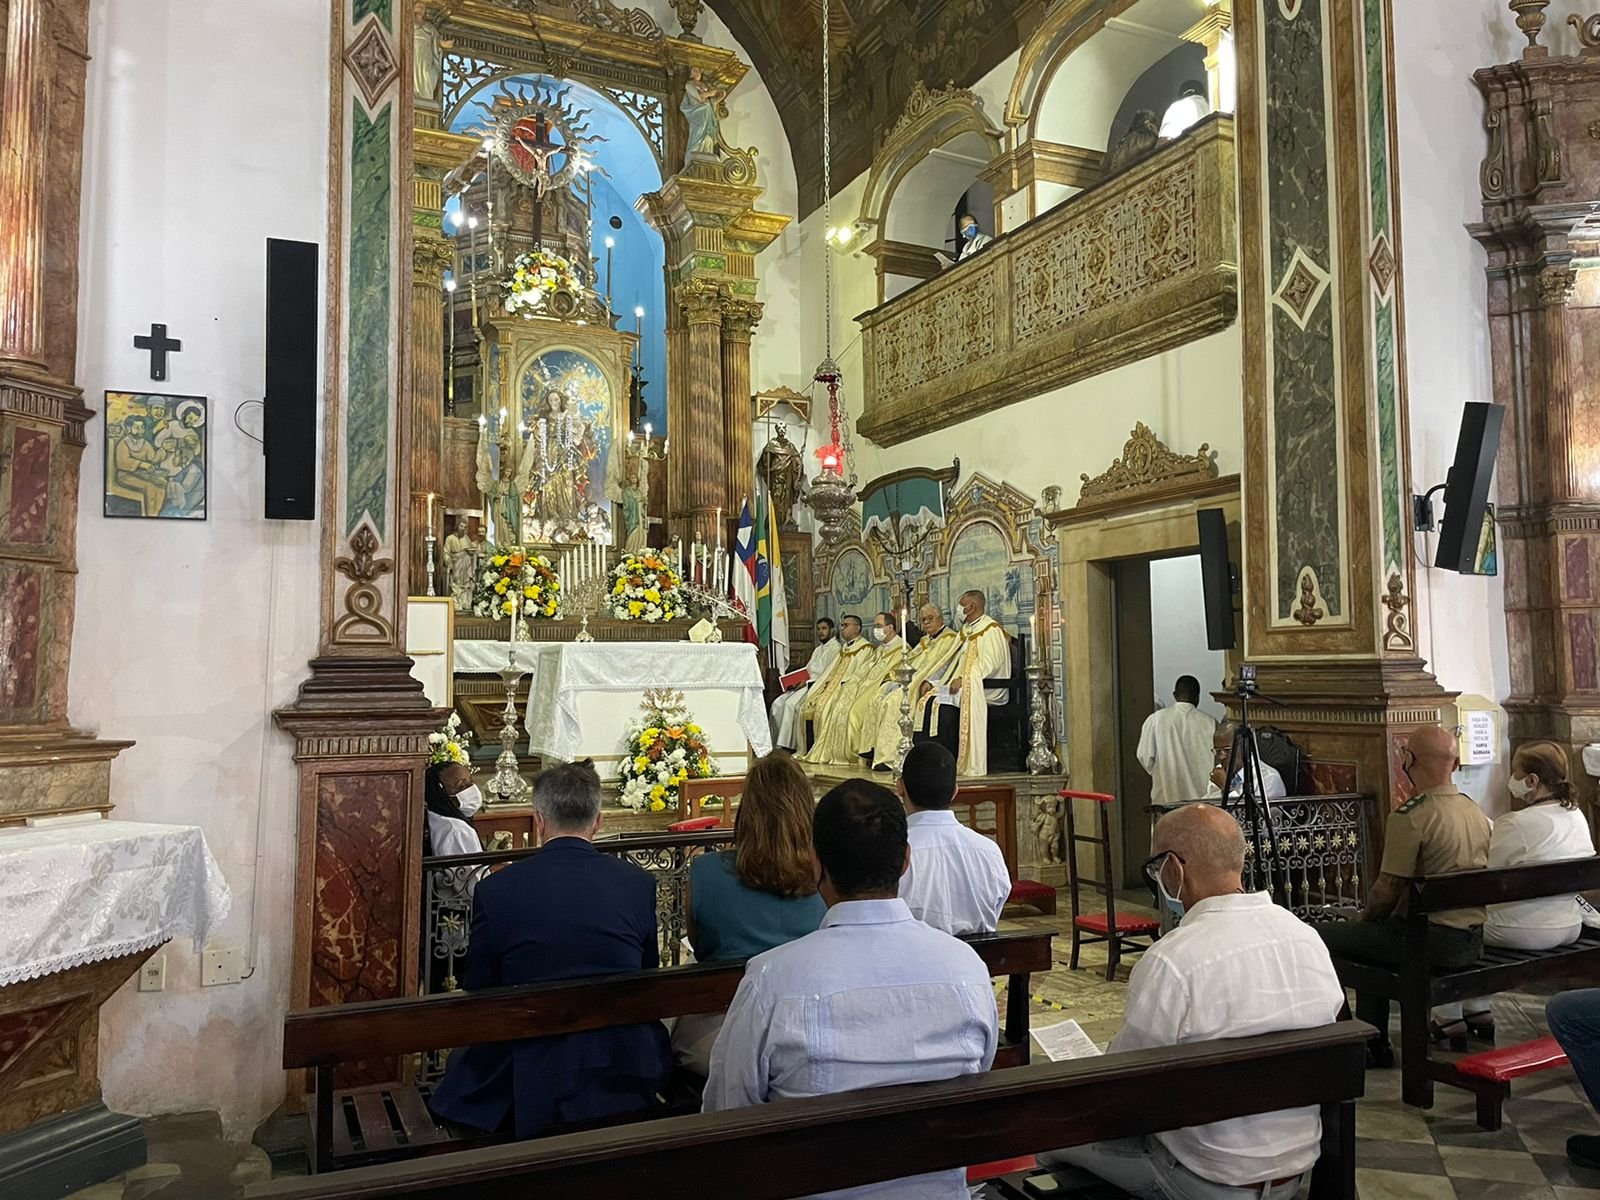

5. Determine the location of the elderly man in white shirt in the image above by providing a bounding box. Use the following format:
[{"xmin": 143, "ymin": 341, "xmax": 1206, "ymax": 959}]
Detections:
[
  {"xmin": 1040, "ymin": 803, "xmax": 1344, "ymax": 1200},
  {"xmin": 1203, "ymin": 721, "xmax": 1288, "ymax": 803},
  {"xmin": 704, "ymin": 778, "xmax": 998, "ymax": 1200},
  {"xmin": 896, "ymin": 741, "xmax": 1011, "ymax": 935},
  {"xmin": 1137, "ymin": 676, "xmax": 1217, "ymax": 806}
]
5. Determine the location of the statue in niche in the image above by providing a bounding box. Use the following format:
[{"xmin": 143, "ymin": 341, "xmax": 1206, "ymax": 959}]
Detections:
[
  {"xmin": 412, "ymin": 15, "xmax": 450, "ymax": 101},
  {"xmin": 444, "ymin": 513, "xmax": 486, "ymax": 611},
  {"xmin": 620, "ymin": 447, "xmax": 651, "ymax": 551},
  {"xmin": 1105, "ymin": 110, "xmax": 1161, "ymax": 178},
  {"xmin": 680, "ymin": 67, "xmax": 727, "ymax": 165},
  {"xmin": 757, "ymin": 424, "xmax": 805, "ymax": 532},
  {"xmin": 525, "ymin": 388, "xmax": 596, "ymax": 539}
]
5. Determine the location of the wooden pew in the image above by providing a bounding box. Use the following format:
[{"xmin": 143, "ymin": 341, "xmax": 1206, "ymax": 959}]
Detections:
[
  {"xmin": 284, "ymin": 929, "xmax": 1053, "ymax": 1173},
  {"xmin": 1325, "ymin": 857, "xmax": 1600, "ymax": 1110},
  {"xmin": 249, "ymin": 1020, "xmax": 1372, "ymax": 1200}
]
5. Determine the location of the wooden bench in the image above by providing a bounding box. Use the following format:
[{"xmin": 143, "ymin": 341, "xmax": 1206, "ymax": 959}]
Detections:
[
  {"xmin": 1324, "ymin": 856, "xmax": 1600, "ymax": 1111},
  {"xmin": 283, "ymin": 929, "xmax": 1054, "ymax": 1173},
  {"xmin": 247, "ymin": 1020, "xmax": 1372, "ymax": 1200}
]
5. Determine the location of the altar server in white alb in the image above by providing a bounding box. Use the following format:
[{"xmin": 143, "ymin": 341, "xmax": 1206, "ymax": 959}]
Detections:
[
  {"xmin": 1136, "ymin": 675, "xmax": 1217, "ymax": 806},
  {"xmin": 916, "ymin": 590, "xmax": 1010, "ymax": 777},
  {"xmin": 770, "ymin": 618, "xmax": 840, "ymax": 751}
]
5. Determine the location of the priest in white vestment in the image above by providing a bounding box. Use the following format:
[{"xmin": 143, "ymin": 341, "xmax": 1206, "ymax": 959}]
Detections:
[
  {"xmin": 861, "ymin": 604, "xmax": 962, "ymax": 769},
  {"xmin": 917, "ymin": 590, "xmax": 1011, "ymax": 777},
  {"xmin": 770, "ymin": 618, "xmax": 840, "ymax": 750},
  {"xmin": 803, "ymin": 614, "xmax": 904, "ymax": 766},
  {"xmin": 1135, "ymin": 675, "xmax": 1217, "ymax": 805},
  {"xmin": 795, "ymin": 616, "xmax": 871, "ymax": 753}
]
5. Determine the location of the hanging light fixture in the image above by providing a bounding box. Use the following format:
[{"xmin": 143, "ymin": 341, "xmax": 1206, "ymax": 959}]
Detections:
[{"xmin": 804, "ymin": 0, "xmax": 859, "ymax": 549}]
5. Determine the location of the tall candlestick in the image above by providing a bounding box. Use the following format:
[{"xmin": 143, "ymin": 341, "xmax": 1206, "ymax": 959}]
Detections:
[
  {"xmin": 426, "ymin": 492, "xmax": 435, "ymax": 532},
  {"xmin": 901, "ymin": 606, "xmax": 908, "ymax": 639},
  {"xmin": 1028, "ymin": 612, "xmax": 1037, "ymax": 660}
]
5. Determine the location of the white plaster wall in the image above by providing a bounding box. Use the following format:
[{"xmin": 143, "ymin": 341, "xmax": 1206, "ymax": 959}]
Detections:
[
  {"xmin": 1392, "ymin": 2, "xmax": 1517, "ymax": 807},
  {"xmin": 71, "ymin": 0, "xmax": 328, "ymax": 1137}
]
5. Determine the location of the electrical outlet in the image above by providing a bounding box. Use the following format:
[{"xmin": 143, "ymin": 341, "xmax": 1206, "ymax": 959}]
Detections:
[
  {"xmin": 138, "ymin": 956, "xmax": 166, "ymax": 992},
  {"xmin": 201, "ymin": 947, "xmax": 242, "ymax": 986}
]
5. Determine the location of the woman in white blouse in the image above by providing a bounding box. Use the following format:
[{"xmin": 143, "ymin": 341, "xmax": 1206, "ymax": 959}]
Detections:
[{"xmin": 1434, "ymin": 741, "xmax": 1595, "ymax": 1045}]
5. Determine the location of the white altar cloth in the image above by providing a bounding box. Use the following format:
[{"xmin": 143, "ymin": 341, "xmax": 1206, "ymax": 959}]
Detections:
[
  {"xmin": 453, "ymin": 641, "xmax": 771, "ymax": 764},
  {"xmin": 0, "ymin": 820, "xmax": 231, "ymax": 988}
]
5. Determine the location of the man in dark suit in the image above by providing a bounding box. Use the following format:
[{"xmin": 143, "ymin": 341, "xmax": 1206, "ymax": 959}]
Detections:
[{"xmin": 429, "ymin": 761, "xmax": 670, "ymax": 1137}]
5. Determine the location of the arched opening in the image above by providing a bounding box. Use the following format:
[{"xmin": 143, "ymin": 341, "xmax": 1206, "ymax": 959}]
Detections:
[{"xmin": 883, "ymin": 129, "xmax": 998, "ymax": 266}]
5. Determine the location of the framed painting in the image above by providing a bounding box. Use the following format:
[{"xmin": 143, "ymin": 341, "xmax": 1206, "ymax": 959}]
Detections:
[{"xmin": 103, "ymin": 391, "xmax": 207, "ymax": 520}]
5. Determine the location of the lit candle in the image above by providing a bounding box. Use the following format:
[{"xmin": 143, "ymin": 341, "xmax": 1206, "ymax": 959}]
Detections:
[
  {"xmin": 901, "ymin": 606, "xmax": 908, "ymax": 639},
  {"xmin": 1028, "ymin": 612, "xmax": 1037, "ymax": 657},
  {"xmin": 426, "ymin": 492, "xmax": 435, "ymax": 533},
  {"xmin": 510, "ymin": 590, "xmax": 521, "ymax": 642}
]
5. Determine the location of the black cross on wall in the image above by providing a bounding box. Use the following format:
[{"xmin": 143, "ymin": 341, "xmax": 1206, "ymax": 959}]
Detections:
[{"xmin": 134, "ymin": 323, "xmax": 182, "ymax": 381}]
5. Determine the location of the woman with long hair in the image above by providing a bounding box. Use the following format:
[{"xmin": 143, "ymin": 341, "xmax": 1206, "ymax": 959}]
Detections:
[
  {"xmin": 1433, "ymin": 741, "xmax": 1595, "ymax": 1045},
  {"xmin": 674, "ymin": 752, "xmax": 825, "ymax": 1073}
]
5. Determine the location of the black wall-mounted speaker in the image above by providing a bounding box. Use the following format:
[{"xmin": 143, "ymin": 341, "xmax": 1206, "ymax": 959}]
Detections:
[
  {"xmin": 1434, "ymin": 402, "xmax": 1505, "ymax": 574},
  {"xmin": 1197, "ymin": 507, "xmax": 1237, "ymax": 651},
  {"xmin": 264, "ymin": 238, "xmax": 319, "ymax": 521}
]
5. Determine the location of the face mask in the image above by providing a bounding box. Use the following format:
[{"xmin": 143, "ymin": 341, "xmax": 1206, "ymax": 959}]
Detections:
[
  {"xmin": 962, "ymin": 223, "xmax": 979, "ymax": 240},
  {"xmin": 1508, "ymin": 775, "xmax": 1536, "ymax": 802},
  {"xmin": 1156, "ymin": 857, "xmax": 1184, "ymax": 919},
  {"xmin": 453, "ymin": 783, "xmax": 484, "ymax": 819},
  {"xmin": 873, "ymin": 626, "xmax": 889, "ymax": 643}
]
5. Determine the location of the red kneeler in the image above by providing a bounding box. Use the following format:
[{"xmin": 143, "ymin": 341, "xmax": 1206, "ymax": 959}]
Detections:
[
  {"xmin": 1453, "ymin": 1036, "xmax": 1569, "ymax": 1130},
  {"xmin": 666, "ymin": 816, "xmax": 721, "ymax": 833},
  {"xmin": 1062, "ymin": 789, "xmax": 1161, "ymax": 981}
]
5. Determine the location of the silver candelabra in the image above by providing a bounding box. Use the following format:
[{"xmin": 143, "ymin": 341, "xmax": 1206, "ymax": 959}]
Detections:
[
  {"xmin": 488, "ymin": 641, "xmax": 529, "ymax": 805},
  {"xmin": 1026, "ymin": 660, "xmax": 1059, "ymax": 775},
  {"xmin": 892, "ymin": 658, "xmax": 917, "ymax": 779},
  {"xmin": 424, "ymin": 532, "xmax": 438, "ymax": 598},
  {"xmin": 569, "ymin": 573, "xmax": 606, "ymax": 643}
]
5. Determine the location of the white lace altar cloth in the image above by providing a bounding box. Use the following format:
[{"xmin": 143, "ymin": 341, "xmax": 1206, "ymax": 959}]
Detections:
[
  {"xmin": 0, "ymin": 820, "xmax": 231, "ymax": 988},
  {"xmin": 455, "ymin": 641, "xmax": 772, "ymax": 764}
]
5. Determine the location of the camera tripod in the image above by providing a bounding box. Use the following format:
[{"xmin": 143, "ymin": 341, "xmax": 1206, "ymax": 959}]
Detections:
[{"xmin": 1219, "ymin": 666, "xmax": 1286, "ymax": 897}]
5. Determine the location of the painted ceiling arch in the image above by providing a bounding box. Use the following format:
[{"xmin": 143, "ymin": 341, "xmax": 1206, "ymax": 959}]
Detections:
[{"xmin": 703, "ymin": 0, "xmax": 1050, "ymax": 217}]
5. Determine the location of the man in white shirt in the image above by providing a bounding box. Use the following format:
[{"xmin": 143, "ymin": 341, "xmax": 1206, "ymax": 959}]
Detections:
[
  {"xmin": 1040, "ymin": 803, "xmax": 1344, "ymax": 1200},
  {"xmin": 1137, "ymin": 676, "xmax": 1217, "ymax": 806},
  {"xmin": 897, "ymin": 742, "xmax": 1012, "ymax": 934},
  {"xmin": 1203, "ymin": 721, "xmax": 1288, "ymax": 802},
  {"xmin": 704, "ymin": 779, "xmax": 998, "ymax": 1200}
]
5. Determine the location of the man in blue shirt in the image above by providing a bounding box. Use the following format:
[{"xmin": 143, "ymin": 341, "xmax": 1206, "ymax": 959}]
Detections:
[
  {"xmin": 704, "ymin": 778, "xmax": 997, "ymax": 1199},
  {"xmin": 429, "ymin": 761, "xmax": 669, "ymax": 1137}
]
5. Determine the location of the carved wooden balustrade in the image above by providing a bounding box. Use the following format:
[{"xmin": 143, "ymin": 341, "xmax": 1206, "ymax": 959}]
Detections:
[{"xmin": 857, "ymin": 116, "xmax": 1237, "ymax": 446}]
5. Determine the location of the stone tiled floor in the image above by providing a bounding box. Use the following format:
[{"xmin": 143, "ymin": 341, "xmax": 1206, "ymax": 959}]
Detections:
[{"xmin": 68, "ymin": 907, "xmax": 1600, "ymax": 1200}]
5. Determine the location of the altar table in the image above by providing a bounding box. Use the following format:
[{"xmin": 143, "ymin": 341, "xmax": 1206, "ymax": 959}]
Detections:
[
  {"xmin": 0, "ymin": 819, "xmax": 231, "ymax": 987},
  {"xmin": 457, "ymin": 640, "xmax": 770, "ymax": 765}
]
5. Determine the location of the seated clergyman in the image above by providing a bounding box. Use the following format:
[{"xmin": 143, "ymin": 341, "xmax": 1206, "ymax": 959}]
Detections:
[
  {"xmin": 703, "ymin": 778, "xmax": 998, "ymax": 1199},
  {"xmin": 428, "ymin": 762, "xmax": 669, "ymax": 1137},
  {"xmin": 915, "ymin": 589, "xmax": 1010, "ymax": 777},
  {"xmin": 1039, "ymin": 804, "xmax": 1344, "ymax": 1200}
]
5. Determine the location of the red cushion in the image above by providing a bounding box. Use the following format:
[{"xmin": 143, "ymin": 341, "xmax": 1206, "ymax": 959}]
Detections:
[
  {"xmin": 667, "ymin": 816, "xmax": 721, "ymax": 832},
  {"xmin": 967, "ymin": 1156, "xmax": 1037, "ymax": 1183},
  {"xmin": 1456, "ymin": 1036, "xmax": 1568, "ymax": 1082},
  {"xmin": 1073, "ymin": 911, "xmax": 1161, "ymax": 935},
  {"xmin": 1009, "ymin": 879, "xmax": 1056, "ymax": 903}
]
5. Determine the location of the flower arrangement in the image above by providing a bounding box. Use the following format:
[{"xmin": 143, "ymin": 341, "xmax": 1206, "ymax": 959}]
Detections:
[
  {"xmin": 428, "ymin": 712, "xmax": 472, "ymax": 767},
  {"xmin": 502, "ymin": 249, "xmax": 583, "ymax": 317},
  {"xmin": 471, "ymin": 544, "xmax": 562, "ymax": 620},
  {"xmin": 607, "ymin": 550, "xmax": 684, "ymax": 623},
  {"xmin": 618, "ymin": 690, "xmax": 717, "ymax": 812}
]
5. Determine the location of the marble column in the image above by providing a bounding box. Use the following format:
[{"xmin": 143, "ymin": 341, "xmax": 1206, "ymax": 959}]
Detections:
[
  {"xmin": 1471, "ymin": 39, "xmax": 1600, "ymax": 788},
  {"xmin": 1234, "ymin": 0, "xmax": 1446, "ymax": 812},
  {"xmin": 678, "ymin": 278, "xmax": 727, "ymax": 538},
  {"xmin": 276, "ymin": 1, "xmax": 441, "ymax": 1031},
  {"xmin": 0, "ymin": 0, "xmax": 49, "ymax": 369},
  {"xmin": 721, "ymin": 299, "xmax": 762, "ymax": 514}
]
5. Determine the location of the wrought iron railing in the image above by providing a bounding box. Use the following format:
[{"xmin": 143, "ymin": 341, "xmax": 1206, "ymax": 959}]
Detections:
[
  {"xmin": 421, "ymin": 828, "xmax": 734, "ymax": 996},
  {"xmin": 1154, "ymin": 793, "xmax": 1376, "ymax": 922}
]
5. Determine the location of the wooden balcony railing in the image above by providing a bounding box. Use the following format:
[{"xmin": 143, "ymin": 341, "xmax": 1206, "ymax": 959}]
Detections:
[{"xmin": 857, "ymin": 115, "xmax": 1237, "ymax": 446}]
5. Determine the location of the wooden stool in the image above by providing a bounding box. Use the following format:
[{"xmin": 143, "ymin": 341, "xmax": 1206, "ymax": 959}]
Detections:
[{"xmin": 1062, "ymin": 789, "xmax": 1161, "ymax": 981}]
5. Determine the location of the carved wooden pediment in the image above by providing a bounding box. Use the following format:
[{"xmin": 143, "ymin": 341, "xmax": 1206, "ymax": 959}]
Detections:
[{"xmin": 1077, "ymin": 423, "xmax": 1217, "ymax": 505}]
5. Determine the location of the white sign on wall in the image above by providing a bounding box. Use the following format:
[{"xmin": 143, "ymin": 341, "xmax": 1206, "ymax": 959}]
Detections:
[{"xmin": 1461, "ymin": 710, "xmax": 1497, "ymax": 766}]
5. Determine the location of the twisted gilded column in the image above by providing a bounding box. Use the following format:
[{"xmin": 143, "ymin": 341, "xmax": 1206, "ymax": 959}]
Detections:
[
  {"xmin": 721, "ymin": 299, "xmax": 762, "ymax": 513},
  {"xmin": 0, "ymin": 0, "xmax": 50, "ymax": 367},
  {"xmin": 677, "ymin": 278, "xmax": 727, "ymax": 537}
]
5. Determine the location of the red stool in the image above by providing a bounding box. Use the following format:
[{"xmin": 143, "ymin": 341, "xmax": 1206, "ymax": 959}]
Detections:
[{"xmin": 1062, "ymin": 789, "xmax": 1161, "ymax": 981}]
